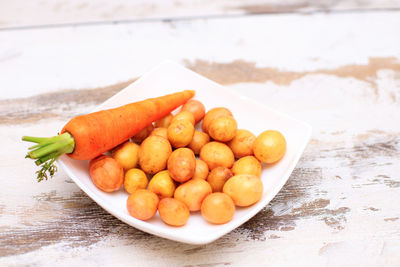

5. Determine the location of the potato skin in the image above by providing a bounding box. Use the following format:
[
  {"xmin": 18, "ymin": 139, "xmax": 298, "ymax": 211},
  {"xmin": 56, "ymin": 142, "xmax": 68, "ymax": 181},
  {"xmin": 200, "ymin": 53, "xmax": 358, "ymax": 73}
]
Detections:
[
  {"xmin": 202, "ymin": 107, "xmax": 232, "ymax": 134},
  {"xmin": 253, "ymin": 130, "xmax": 286, "ymax": 163},
  {"xmin": 181, "ymin": 99, "xmax": 206, "ymax": 124},
  {"xmin": 232, "ymin": 156, "xmax": 262, "ymax": 177},
  {"xmin": 89, "ymin": 155, "xmax": 124, "ymax": 192},
  {"xmin": 174, "ymin": 179, "xmax": 212, "ymax": 211},
  {"xmin": 223, "ymin": 174, "xmax": 263, "ymax": 207},
  {"xmin": 207, "ymin": 167, "xmax": 233, "ymax": 192},
  {"xmin": 188, "ymin": 131, "xmax": 210, "ymax": 154},
  {"xmin": 201, "ymin": 193, "xmax": 235, "ymax": 224},
  {"xmin": 171, "ymin": 111, "xmax": 195, "ymax": 126},
  {"xmin": 139, "ymin": 135, "xmax": 172, "ymax": 174},
  {"xmin": 208, "ymin": 116, "xmax": 237, "ymax": 142},
  {"xmin": 227, "ymin": 129, "xmax": 256, "ymax": 158},
  {"xmin": 193, "ymin": 159, "xmax": 209, "ymax": 180},
  {"xmin": 112, "ymin": 141, "xmax": 140, "ymax": 171},
  {"xmin": 124, "ymin": 168, "xmax": 148, "ymax": 194},
  {"xmin": 200, "ymin": 141, "xmax": 235, "ymax": 170},
  {"xmin": 132, "ymin": 124, "xmax": 154, "ymax": 143},
  {"xmin": 150, "ymin": 127, "xmax": 168, "ymax": 139},
  {"xmin": 158, "ymin": 198, "xmax": 190, "ymax": 227},
  {"xmin": 167, "ymin": 120, "xmax": 195, "ymax": 148},
  {"xmin": 148, "ymin": 170, "xmax": 176, "ymax": 199},
  {"xmin": 127, "ymin": 189, "xmax": 159, "ymax": 221},
  {"xmin": 154, "ymin": 113, "xmax": 173, "ymax": 128},
  {"xmin": 167, "ymin": 148, "xmax": 196, "ymax": 182}
]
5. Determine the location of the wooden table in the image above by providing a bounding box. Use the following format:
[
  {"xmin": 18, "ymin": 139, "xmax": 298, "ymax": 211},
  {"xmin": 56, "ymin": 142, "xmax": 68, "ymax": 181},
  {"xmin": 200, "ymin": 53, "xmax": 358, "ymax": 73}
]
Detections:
[{"xmin": 1, "ymin": 1, "xmax": 399, "ymax": 266}]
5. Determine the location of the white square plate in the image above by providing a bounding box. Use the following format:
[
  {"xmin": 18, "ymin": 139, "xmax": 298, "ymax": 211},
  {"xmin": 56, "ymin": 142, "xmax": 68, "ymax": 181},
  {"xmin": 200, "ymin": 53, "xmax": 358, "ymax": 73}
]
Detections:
[{"xmin": 59, "ymin": 61, "xmax": 312, "ymax": 245}]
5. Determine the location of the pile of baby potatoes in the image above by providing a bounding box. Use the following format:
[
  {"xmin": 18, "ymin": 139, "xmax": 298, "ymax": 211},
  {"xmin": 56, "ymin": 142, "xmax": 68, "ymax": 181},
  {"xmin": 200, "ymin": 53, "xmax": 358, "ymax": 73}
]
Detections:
[{"xmin": 89, "ymin": 99, "xmax": 286, "ymax": 226}]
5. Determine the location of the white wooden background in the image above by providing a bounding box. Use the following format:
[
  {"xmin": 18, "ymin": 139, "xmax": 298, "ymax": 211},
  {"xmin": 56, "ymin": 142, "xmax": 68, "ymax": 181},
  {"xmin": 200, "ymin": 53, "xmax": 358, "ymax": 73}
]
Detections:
[{"xmin": 1, "ymin": 1, "xmax": 400, "ymax": 266}]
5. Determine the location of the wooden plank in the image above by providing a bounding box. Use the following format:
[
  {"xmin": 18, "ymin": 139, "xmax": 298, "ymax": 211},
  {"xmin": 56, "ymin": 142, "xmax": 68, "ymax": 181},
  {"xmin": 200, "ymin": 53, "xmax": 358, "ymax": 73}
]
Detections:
[
  {"xmin": 1, "ymin": 0, "xmax": 400, "ymax": 29},
  {"xmin": 0, "ymin": 11, "xmax": 400, "ymax": 266},
  {"xmin": 1, "ymin": 12, "xmax": 400, "ymax": 99}
]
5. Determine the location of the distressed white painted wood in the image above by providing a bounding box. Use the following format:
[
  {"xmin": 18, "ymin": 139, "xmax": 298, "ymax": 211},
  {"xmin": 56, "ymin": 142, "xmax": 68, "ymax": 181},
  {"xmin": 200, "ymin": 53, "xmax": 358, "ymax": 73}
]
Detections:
[
  {"xmin": 1, "ymin": 12, "xmax": 399, "ymax": 99},
  {"xmin": 0, "ymin": 10, "xmax": 400, "ymax": 267},
  {"xmin": 1, "ymin": 0, "xmax": 400, "ymax": 28}
]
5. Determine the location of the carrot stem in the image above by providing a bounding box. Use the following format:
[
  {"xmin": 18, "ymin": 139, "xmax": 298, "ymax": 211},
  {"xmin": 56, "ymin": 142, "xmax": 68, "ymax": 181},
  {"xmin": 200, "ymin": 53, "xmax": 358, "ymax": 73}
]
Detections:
[{"xmin": 22, "ymin": 132, "xmax": 75, "ymax": 182}]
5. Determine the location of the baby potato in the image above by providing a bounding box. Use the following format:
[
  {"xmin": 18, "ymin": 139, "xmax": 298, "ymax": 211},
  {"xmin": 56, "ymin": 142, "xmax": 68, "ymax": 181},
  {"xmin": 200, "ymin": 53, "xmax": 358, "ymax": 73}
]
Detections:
[
  {"xmin": 158, "ymin": 198, "xmax": 190, "ymax": 227},
  {"xmin": 112, "ymin": 141, "xmax": 140, "ymax": 171},
  {"xmin": 201, "ymin": 193, "xmax": 235, "ymax": 224},
  {"xmin": 174, "ymin": 179, "xmax": 212, "ymax": 211},
  {"xmin": 171, "ymin": 111, "xmax": 195, "ymax": 126},
  {"xmin": 181, "ymin": 99, "xmax": 206, "ymax": 124},
  {"xmin": 139, "ymin": 135, "xmax": 172, "ymax": 174},
  {"xmin": 188, "ymin": 131, "xmax": 210, "ymax": 154},
  {"xmin": 223, "ymin": 174, "xmax": 263, "ymax": 207},
  {"xmin": 155, "ymin": 113, "xmax": 173, "ymax": 128},
  {"xmin": 202, "ymin": 107, "xmax": 233, "ymax": 134},
  {"xmin": 127, "ymin": 189, "xmax": 159, "ymax": 221},
  {"xmin": 200, "ymin": 141, "xmax": 235, "ymax": 169},
  {"xmin": 148, "ymin": 170, "xmax": 176, "ymax": 199},
  {"xmin": 253, "ymin": 130, "xmax": 286, "ymax": 163},
  {"xmin": 150, "ymin": 127, "xmax": 168, "ymax": 139},
  {"xmin": 232, "ymin": 156, "xmax": 262, "ymax": 177},
  {"xmin": 227, "ymin": 129, "xmax": 256, "ymax": 158},
  {"xmin": 167, "ymin": 148, "xmax": 196, "ymax": 182},
  {"xmin": 89, "ymin": 155, "xmax": 124, "ymax": 192},
  {"xmin": 208, "ymin": 116, "xmax": 237, "ymax": 142},
  {"xmin": 207, "ymin": 167, "xmax": 233, "ymax": 192},
  {"xmin": 193, "ymin": 159, "xmax": 209, "ymax": 180},
  {"xmin": 167, "ymin": 120, "xmax": 195, "ymax": 148},
  {"xmin": 124, "ymin": 168, "xmax": 148, "ymax": 194},
  {"xmin": 132, "ymin": 124, "xmax": 154, "ymax": 143}
]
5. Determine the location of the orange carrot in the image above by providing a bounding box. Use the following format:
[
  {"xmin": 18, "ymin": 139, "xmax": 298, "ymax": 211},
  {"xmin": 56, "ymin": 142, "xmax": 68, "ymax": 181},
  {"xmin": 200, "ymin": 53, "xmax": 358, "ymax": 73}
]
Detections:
[{"xmin": 22, "ymin": 90, "xmax": 195, "ymax": 181}]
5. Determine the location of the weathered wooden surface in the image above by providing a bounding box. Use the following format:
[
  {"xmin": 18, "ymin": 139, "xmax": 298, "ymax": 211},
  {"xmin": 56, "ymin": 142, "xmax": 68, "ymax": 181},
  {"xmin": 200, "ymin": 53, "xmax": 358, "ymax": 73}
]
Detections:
[
  {"xmin": 1, "ymin": 8, "xmax": 400, "ymax": 267},
  {"xmin": 1, "ymin": 0, "xmax": 400, "ymax": 28}
]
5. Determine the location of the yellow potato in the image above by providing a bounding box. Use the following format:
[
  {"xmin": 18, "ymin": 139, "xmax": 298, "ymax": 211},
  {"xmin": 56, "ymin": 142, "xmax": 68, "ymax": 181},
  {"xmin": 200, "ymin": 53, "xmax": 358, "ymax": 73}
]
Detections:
[
  {"xmin": 207, "ymin": 166, "xmax": 233, "ymax": 192},
  {"xmin": 150, "ymin": 127, "xmax": 168, "ymax": 139},
  {"xmin": 188, "ymin": 131, "xmax": 210, "ymax": 154},
  {"xmin": 202, "ymin": 107, "xmax": 233, "ymax": 134},
  {"xmin": 181, "ymin": 99, "xmax": 206, "ymax": 124},
  {"xmin": 112, "ymin": 141, "xmax": 140, "ymax": 171},
  {"xmin": 155, "ymin": 113, "xmax": 173, "ymax": 128},
  {"xmin": 193, "ymin": 159, "xmax": 209, "ymax": 180},
  {"xmin": 139, "ymin": 135, "xmax": 172, "ymax": 174},
  {"xmin": 126, "ymin": 189, "xmax": 159, "ymax": 221},
  {"xmin": 227, "ymin": 129, "xmax": 256, "ymax": 158},
  {"xmin": 223, "ymin": 174, "xmax": 263, "ymax": 207},
  {"xmin": 200, "ymin": 141, "xmax": 235, "ymax": 169},
  {"xmin": 232, "ymin": 156, "xmax": 262, "ymax": 177},
  {"xmin": 201, "ymin": 193, "xmax": 235, "ymax": 224},
  {"xmin": 208, "ymin": 115, "xmax": 237, "ymax": 142},
  {"xmin": 124, "ymin": 168, "xmax": 148, "ymax": 194},
  {"xmin": 148, "ymin": 170, "xmax": 176, "ymax": 199},
  {"xmin": 171, "ymin": 111, "xmax": 195, "ymax": 126},
  {"xmin": 158, "ymin": 198, "xmax": 190, "ymax": 227},
  {"xmin": 167, "ymin": 148, "xmax": 196, "ymax": 182},
  {"xmin": 167, "ymin": 120, "xmax": 195, "ymax": 148},
  {"xmin": 132, "ymin": 124, "xmax": 154, "ymax": 143},
  {"xmin": 253, "ymin": 130, "xmax": 286, "ymax": 163},
  {"xmin": 174, "ymin": 179, "xmax": 212, "ymax": 211}
]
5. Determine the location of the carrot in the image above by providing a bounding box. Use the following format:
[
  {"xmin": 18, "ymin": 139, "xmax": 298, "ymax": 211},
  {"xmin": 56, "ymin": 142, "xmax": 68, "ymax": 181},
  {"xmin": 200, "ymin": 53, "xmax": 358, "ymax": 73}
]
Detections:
[{"xmin": 22, "ymin": 90, "xmax": 195, "ymax": 182}]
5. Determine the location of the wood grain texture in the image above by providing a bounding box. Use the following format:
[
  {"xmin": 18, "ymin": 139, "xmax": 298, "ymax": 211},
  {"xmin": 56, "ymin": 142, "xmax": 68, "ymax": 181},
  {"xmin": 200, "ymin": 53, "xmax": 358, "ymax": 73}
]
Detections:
[
  {"xmin": 1, "ymin": 9, "xmax": 400, "ymax": 267},
  {"xmin": 1, "ymin": 0, "xmax": 400, "ymax": 29}
]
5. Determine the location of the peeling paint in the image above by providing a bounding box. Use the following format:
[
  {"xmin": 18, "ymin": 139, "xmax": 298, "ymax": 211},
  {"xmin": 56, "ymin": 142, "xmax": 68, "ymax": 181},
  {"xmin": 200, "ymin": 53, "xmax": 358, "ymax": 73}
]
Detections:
[
  {"xmin": 238, "ymin": 2, "xmax": 310, "ymax": 14},
  {"xmin": 184, "ymin": 57, "xmax": 400, "ymax": 89},
  {"xmin": 384, "ymin": 217, "xmax": 399, "ymax": 222},
  {"xmin": 0, "ymin": 79, "xmax": 136, "ymax": 124}
]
